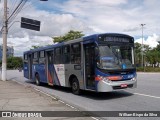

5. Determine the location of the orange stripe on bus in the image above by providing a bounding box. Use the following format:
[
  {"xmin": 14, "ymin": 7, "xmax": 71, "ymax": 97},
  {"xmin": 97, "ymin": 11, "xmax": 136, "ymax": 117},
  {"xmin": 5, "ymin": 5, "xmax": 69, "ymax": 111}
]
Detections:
[{"xmin": 107, "ymin": 76, "xmax": 122, "ymax": 81}]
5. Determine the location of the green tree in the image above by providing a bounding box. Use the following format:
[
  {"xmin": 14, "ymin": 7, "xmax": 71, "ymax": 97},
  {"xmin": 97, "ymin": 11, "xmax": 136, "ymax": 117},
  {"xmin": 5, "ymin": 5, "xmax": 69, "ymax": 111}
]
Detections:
[
  {"xmin": 7, "ymin": 57, "xmax": 23, "ymax": 69},
  {"xmin": 155, "ymin": 44, "xmax": 160, "ymax": 51},
  {"xmin": 53, "ymin": 30, "xmax": 84, "ymax": 43},
  {"xmin": 30, "ymin": 45, "xmax": 40, "ymax": 50},
  {"xmin": 134, "ymin": 42, "xmax": 152, "ymax": 67},
  {"xmin": 134, "ymin": 43, "xmax": 142, "ymax": 66},
  {"xmin": 143, "ymin": 44, "xmax": 151, "ymax": 66},
  {"xmin": 145, "ymin": 46, "xmax": 160, "ymax": 67}
]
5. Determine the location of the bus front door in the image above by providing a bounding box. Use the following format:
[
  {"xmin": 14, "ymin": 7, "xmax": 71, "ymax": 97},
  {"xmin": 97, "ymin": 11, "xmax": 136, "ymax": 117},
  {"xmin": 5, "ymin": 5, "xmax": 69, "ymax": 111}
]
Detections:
[{"xmin": 84, "ymin": 43, "xmax": 95, "ymax": 90}]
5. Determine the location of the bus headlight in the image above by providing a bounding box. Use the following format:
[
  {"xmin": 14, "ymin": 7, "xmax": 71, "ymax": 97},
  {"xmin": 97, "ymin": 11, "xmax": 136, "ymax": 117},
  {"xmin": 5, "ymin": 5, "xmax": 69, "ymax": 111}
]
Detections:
[
  {"xmin": 102, "ymin": 77, "xmax": 112, "ymax": 83},
  {"xmin": 131, "ymin": 77, "xmax": 137, "ymax": 81},
  {"xmin": 95, "ymin": 76, "xmax": 112, "ymax": 83}
]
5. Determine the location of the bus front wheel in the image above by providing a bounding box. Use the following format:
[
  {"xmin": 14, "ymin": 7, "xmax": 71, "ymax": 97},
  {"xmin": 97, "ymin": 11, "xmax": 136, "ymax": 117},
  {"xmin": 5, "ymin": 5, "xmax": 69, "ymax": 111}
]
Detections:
[
  {"xmin": 35, "ymin": 74, "xmax": 41, "ymax": 86},
  {"xmin": 71, "ymin": 77, "xmax": 81, "ymax": 95}
]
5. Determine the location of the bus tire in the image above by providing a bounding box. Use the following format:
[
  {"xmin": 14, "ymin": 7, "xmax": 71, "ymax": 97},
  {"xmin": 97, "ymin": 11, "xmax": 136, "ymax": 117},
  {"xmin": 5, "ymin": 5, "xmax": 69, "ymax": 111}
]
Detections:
[
  {"xmin": 71, "ymin": 77, "xmax": 81, "ymax": 95},
  {"xmin": 35, "ymin": 74, "xmax": 41, "ymax": 86}
]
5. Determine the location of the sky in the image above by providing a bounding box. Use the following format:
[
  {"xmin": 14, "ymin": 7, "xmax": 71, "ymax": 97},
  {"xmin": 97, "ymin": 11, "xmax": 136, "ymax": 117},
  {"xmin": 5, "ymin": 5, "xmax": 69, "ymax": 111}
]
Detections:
[{"xmin": 0, "ymin": 0, "xmax": 160, "ymax": 56}]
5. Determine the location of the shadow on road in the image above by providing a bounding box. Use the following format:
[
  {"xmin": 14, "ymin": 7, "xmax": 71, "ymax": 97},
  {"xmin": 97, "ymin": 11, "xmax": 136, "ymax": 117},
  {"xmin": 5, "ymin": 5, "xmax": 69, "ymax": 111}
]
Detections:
[
  {"xmin": 80, "ymin": 90, "xmax": 134, "ymax": 100},
  {"xmin": 26, "ymin": 80, "xmax": 71, "ymax": 93},
  {"xmin": 25, "ymin": 80, "xmax": 134, "ymax": 100}
]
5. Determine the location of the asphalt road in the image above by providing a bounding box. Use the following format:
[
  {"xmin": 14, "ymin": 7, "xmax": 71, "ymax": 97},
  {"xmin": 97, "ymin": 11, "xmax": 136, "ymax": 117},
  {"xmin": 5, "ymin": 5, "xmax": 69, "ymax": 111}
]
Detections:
[{"xmin": 4, "ymin": 70, "xmax": 160, "ymax": 120}]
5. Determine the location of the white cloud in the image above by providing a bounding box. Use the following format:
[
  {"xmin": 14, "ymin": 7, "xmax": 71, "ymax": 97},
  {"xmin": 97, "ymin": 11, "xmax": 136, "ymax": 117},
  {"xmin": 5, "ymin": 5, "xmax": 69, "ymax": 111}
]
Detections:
[
  {"xmin": 1, "ymin": 35, "xmax": 53, "ymax": 56},
  {"xmin": 0, "ymin": 1, "xmax": 93, "ymax": 56},
  {"xmin": 1, "ymin": 0, "xmax": 160, "ymax": 56},
  {"xmin": 55, "ymin": 0, "xmax": 160, "ymax": 37},
  {"xmin": 135, "ymin": 34, "xmax": 159, "ymax": 48}
]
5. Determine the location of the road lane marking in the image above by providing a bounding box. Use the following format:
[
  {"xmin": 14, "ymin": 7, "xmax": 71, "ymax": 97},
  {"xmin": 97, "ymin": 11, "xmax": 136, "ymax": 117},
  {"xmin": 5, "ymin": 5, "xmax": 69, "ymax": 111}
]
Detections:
[
  {"xmin": 34, "ymin": 88, "xmax": 57, "ymax": 100},
  {"xmin": 58, "ymin": 100, "xmax": 65, "ymax": 104},
  {"xmin": 91, "ymin": 117, "xmax": 100, "ymax": 120},
  {"xmin": 34, "ymin": 88, "xmax": 101, "ymax": 120},
  {"xmin": 134, "ymin": 93, "xmax": 160, "ymax": 99},
  {"xmin": 11, "ymin": 79, "xmax": 103, "ymax": 120},
  {"xmin": 65, "ymin": 104, "xmax": 75, "ymax": 109}
]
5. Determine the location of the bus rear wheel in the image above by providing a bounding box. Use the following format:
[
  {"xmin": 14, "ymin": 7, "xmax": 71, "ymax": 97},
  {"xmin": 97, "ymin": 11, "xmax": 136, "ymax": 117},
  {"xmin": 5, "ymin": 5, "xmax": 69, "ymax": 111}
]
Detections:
[
  {"xmin": 35, "ymin": 74, "xmax": 41, "ymax": 86},
  {"xmin": 71, "ymin": 77, "xmax": 81, "ymax": 95}
]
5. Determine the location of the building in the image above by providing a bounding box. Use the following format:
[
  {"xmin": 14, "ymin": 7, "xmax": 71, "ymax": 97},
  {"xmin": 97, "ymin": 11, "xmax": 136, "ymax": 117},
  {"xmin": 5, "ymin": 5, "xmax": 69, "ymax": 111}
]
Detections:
[{"xmin": 0, "ymin": 45, "xmax": 14, "ymax": 61}]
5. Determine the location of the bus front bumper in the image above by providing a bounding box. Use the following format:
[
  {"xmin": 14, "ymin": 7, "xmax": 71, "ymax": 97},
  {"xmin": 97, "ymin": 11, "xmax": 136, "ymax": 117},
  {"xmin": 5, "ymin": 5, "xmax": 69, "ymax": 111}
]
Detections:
[{"xmin": 97, "ymin": 78, "xmax": 137, "ymax": 92}]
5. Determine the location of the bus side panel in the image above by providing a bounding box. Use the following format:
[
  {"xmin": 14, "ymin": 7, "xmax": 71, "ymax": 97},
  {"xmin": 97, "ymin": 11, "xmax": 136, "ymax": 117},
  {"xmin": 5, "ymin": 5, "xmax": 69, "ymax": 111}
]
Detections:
[
  {"xmin": 39, "ymin": 64, "xmax": 47, "ymax": 83},
  {"xmin": 32, "ymin": 64, "xmax": 37, "ymax": 81},
  {"xmin": 32, "ymin": 64, "xmax": 48, "ymax": 83},
  {"xmin": 64, "ymin": 64, "xmax": 71, "ymax": 87},
  {"xmin": 48, "ymin": 64, "xmax": 61, "ymax": 86},
  {"xmin": 54, "ymin": 64, "xmax": 65, "ymax": 86},
  {"xmin": 24, "ymin": 63, "xmax": 29, "ymax": 79},
  {"xmin": 65, "ymin": 64, "xmax": 84, "ymax": 89},
  {"xmin": 47, "ymin": 64, "xmax": 54, "ymax": 85}
]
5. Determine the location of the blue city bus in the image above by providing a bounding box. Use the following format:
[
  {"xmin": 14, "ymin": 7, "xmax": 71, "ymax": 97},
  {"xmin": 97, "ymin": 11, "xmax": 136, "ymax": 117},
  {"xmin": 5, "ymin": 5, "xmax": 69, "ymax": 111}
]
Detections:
[{"xmin": 23, "ymin": 33, "xmax": 137, "ymax": 94}]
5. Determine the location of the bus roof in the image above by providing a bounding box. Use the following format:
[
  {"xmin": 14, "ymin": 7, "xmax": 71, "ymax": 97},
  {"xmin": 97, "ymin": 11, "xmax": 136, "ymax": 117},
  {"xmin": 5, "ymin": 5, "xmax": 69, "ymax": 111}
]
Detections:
[{"xmin": 24, "ymin": 33, "xmax": 133, "ymax": 54}]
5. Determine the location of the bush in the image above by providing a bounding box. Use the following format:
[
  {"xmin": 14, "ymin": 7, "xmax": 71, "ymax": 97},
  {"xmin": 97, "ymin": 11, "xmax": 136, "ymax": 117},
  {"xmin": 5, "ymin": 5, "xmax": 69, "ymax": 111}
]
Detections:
[
  {"xmin": 7, "ymin": 57, "xmax": 23, "ymax": 69},
  {"xmin": 137, "ymin": 67, "xmax": 160, "ymax": 72}
]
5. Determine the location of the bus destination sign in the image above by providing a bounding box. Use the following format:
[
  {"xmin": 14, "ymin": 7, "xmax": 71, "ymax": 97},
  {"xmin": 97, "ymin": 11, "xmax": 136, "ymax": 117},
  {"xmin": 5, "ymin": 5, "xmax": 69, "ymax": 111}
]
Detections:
[{"xmin": 99, "ymin": 36, "xmax": 132, "ymax": 43}]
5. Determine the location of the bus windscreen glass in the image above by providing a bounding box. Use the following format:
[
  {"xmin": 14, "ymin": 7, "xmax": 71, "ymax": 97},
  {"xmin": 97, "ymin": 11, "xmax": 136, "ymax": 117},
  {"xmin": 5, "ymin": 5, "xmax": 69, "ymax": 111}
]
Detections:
[{"xmin": 97, "ymin": 45, "xmax": 134, "ymax": 70}]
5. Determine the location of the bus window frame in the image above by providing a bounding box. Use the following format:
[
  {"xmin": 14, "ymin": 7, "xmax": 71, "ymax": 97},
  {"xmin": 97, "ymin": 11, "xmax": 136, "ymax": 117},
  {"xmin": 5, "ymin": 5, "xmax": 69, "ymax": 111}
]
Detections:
[
  {"xmin": 39, "ymin": 51, "xmax": 45, "ymax": 64},
  {"xmin": 62, "ymin": 45, "xmax": 70, "ymax": 64},
  {"xmin": 40, "ymin": 51, "xmax": 45, "ymax": 58},
  {"xmin": 71, "ymin": 43, "xmax": 81, "ymax": 64},
  {"xmin": 33, "ymin": 52, "xmax": 39, "ymax": 64},
  {"xmin": 24, "ymin": 54, "xmax": 28, "ymax": 63},
  {"xmin": 54, "ymin": 47, "xmax": 62, "ymax": 64}
]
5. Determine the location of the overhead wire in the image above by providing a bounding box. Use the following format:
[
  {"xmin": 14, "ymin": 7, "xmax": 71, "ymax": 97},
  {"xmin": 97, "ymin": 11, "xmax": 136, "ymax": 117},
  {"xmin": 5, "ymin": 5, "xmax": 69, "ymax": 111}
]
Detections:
[
  {"xmin": 8, "ymin": 0, "xmax": 27, "ymax": 22},
  {"xmin": 1, "ymin": 0, "xmax": 28, "ymax": 33},
  {"xmin": 8, "ymin": 0, "xmax": 19, "ymax": 18},
  {"xmin": 20, "ymin": 0, "xmax": 40, "ymax": 12},
  {"xmin": 1, "ymin": 0, "xmax": 46, "ymax": 33},
  {"xmin": 8, "ymin": 1, "xmax": 29, "ymax": 30}
]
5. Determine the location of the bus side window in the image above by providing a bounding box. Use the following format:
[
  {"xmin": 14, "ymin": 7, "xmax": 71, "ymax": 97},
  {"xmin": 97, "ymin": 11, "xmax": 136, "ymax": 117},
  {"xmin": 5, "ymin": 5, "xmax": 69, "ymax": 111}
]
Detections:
[
  {"xmin": 62, "ymin": 45, "xmax": 70, "ymax": 64},
  {"xmin": 54, "ymin": 47, "xmax": 61, "ymax": 64},
  {"xmin": 39, "ymin": 51, "xmax": 45, "ymax": 64},
  {"xmin": 48, "ymin": 51, "xmax": 54, "ymax": 64},
  {"xmin": 71, "ymin": 43, "xmax": 81, "ymax": 64},
  {"xmin": 24, "ymin": 54, "xmax": 28, "ymax": 64},
  {"xmin": 33, "ymin": 52, "xmax": 38, "ymax": 64}
]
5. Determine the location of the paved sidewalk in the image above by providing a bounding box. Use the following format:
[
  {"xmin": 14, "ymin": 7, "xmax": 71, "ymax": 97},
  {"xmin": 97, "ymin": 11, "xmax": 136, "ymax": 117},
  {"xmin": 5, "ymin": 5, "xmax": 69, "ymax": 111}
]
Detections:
[{"xmin": 0, "ymin": 80, "xmax": 93, "ymax": 120}]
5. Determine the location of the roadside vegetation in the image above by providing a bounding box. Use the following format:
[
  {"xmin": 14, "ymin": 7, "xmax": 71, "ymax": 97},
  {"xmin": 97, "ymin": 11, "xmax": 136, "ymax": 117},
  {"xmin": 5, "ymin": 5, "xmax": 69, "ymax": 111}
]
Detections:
[
  {"xmin": 52, "ymin": 30, "xmax": 84, "ymax": 43},
  {"xmin": 0, "ymin": 57, "xmax": 23, "ymax": 69},
  {"xmin": 135, "ymin": 43, "xmax": 160, "ymax": 72}
]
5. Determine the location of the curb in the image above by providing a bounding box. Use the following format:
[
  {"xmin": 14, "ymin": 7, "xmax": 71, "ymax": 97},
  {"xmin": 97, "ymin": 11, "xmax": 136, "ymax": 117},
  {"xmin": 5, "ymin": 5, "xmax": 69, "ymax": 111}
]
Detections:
[
  {"xmin": 11, "ymin": 79, "xmax": 101, "ymax": 120},
  {"xmin": 137, "ymin": 72, "xmax": 160, "ymax": 74}
]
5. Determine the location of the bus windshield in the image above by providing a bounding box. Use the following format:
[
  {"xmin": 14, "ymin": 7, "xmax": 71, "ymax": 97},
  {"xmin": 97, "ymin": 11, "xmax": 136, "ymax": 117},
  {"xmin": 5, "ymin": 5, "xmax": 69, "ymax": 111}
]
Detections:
[{"xmin": 97, "ymin": 45, "xmax": 134, "ymax": 70}]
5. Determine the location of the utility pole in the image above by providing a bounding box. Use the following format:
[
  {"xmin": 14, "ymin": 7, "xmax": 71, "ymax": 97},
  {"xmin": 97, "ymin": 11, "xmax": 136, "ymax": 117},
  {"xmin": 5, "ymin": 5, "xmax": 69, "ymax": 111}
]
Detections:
[
  {"xmin": 1, "ymin": 0, "xmax": 8, "ymax": 81},
  {"xmin": 141, "ymin": 24, "xmax": 146, "ymax": 69}
]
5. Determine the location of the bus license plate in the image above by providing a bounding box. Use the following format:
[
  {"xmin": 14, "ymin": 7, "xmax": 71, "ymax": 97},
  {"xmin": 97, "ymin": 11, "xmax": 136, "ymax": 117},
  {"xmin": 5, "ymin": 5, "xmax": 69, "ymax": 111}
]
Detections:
[{"xmin": 121, "ymin": 84, "xmax": 128, "ymax": 88}]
